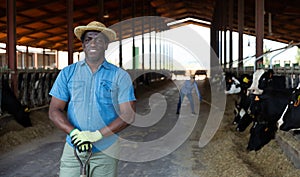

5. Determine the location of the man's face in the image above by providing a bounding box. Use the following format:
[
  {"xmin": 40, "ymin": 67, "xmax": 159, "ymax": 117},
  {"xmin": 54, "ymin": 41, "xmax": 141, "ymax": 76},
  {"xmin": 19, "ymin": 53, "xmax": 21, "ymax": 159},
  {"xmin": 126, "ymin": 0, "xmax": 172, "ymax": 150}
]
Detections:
[{"xmin": 82, "ymin": 31, "xmax": 108, "ymax": 61}]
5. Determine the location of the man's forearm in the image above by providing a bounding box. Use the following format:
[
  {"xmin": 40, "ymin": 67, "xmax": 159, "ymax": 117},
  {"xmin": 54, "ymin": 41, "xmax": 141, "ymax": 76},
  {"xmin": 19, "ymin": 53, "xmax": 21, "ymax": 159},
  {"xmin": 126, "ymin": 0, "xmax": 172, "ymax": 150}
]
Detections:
[{"xmin": 49, "ymin": 108, "xmax": 74, "ymax": 134}]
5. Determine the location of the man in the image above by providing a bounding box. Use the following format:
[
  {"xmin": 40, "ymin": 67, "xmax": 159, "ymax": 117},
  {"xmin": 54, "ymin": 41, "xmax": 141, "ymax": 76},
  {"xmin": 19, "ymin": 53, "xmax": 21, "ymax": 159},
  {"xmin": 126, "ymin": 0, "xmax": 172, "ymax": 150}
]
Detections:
[
  {"xmin": 49, "ymin": 21, "xmax": 136, "ymax": 177},
  {"xmin": 176, "ymin": 75, "xmax": 202, "ymax": 114}
]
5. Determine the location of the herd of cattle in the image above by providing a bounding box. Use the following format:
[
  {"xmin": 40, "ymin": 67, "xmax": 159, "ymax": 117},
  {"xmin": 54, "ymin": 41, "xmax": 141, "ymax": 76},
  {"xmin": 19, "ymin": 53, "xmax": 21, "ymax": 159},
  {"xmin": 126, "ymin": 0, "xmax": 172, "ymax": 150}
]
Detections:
[
  {"xmin": 0, "ymin": 71, "xmax": 58, "ymax": 127},
  {"xmin": 225, "ymin": 69, "xmax": 300, "ymax": 151}
]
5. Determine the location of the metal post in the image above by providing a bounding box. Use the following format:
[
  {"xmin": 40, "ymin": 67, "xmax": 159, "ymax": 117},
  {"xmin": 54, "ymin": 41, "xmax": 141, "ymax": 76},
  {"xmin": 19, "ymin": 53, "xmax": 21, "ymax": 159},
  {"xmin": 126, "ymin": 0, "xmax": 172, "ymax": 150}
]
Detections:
[
  {"xmin": 255, "ymin": 0, "xmax": 264, "ymax": 69},
  {"xmin": 67, "ymin": 0, "xmax": 74, "ymax": 65},
  {"xmin": 238, "ymin": 0, "xmax": 244, "ymax": 70}
]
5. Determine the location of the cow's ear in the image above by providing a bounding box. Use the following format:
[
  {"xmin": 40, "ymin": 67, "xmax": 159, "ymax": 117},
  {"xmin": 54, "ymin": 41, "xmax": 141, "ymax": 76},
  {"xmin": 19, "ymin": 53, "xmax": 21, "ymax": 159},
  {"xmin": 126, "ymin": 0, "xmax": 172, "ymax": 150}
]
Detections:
[{"xmin": 24, "ymin": 107, "xmax": 31, "ymax": 112}]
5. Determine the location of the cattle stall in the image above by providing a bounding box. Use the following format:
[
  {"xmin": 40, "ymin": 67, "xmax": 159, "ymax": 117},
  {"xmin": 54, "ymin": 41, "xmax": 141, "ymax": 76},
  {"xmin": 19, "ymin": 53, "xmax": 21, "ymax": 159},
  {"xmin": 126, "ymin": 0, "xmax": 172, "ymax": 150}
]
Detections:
[
  {"xmin": 224, "ymin": 66, "xmax": 300, "ymax": 168},
  {"xmin": 0, "ymin": 69, "xmax": 59, "ymax": 113},
  {"xmin": 0, "ymin": 68, "xmax": 172, "ymax": 121},
  {"xmin": 224, "ymin": 67, "xmax": 300, "ymax": 89}
]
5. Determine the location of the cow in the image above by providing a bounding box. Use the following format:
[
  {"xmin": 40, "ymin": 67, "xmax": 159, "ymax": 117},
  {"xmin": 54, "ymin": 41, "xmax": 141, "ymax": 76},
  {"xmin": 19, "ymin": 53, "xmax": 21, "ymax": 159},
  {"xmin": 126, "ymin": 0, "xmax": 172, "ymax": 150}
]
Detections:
[
  {"xmin": 1, "ymin": 76, "xmax": 32, "ymax": 127},
  {"xmin": 246, "ymin": 69, "xmax": 291, "ymax": 151},
  {"xmin": 278, "ymin": 85, "xmax": 300, "ymax": 131},
  {"xmin": 224, "ymin": 72, "xmax": 241, "ymax": 94},
  {"xmin": 224, "ymin": 72, "xmax": 253, "ymax": 131},
  {"xmin": 247, "ymin": 121, "xmax": 278, "ymax": 151}
]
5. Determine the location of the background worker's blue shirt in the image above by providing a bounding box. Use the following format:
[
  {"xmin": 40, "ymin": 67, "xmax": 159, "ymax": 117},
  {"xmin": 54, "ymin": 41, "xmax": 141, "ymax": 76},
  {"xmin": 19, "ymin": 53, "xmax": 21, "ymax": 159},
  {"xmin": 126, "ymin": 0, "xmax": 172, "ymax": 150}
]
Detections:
[
  {"xmin": 49, "ymin": 59, "xmax": 136, "ymax": 153},
  {"xmin": 180, "ymin": 80, "xmax": 201, "ymax": 99}
]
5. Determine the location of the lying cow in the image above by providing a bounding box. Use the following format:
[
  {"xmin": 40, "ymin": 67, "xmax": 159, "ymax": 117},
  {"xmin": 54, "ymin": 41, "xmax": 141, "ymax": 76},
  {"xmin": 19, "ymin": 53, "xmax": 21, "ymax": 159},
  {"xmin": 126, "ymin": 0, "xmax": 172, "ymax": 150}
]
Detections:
[{"xmin": 1, "ymin": 77, "xmax": 32, "ymax": 127}]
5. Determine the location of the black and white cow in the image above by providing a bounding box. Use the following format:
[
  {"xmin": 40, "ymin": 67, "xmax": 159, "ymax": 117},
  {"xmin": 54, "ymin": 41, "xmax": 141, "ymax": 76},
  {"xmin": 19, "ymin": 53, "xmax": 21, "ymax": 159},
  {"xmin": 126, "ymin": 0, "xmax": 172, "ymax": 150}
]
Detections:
[
  {"xmin": 2, "ymin": 77, "xmax": 32, "ymax": 127},
  {"xmin": 278, "ymin": 85, "xmax": 300, "ymax": 131},
  {"xmin": 246, "ymin": 69, "xmax": 291, "ymax": 151},
  {"xmin": 224, "ymin": 72, "xmax": 253, "ymax": 131}
]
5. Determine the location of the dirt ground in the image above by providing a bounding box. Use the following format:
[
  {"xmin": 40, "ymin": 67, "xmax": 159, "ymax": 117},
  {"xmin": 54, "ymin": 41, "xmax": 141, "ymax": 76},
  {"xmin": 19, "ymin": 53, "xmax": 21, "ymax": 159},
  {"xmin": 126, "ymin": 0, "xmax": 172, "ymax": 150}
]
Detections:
[
  {"xmin": 1, "ymin": 80, "xmax": 300, "ymax": 177},
  {"xmin": 0, "ymin": 109, "xmax": 57, "ymax": 154},
  {"xmin": 193, "ymin": 94, "xmax": 300, "ymax": 177}
]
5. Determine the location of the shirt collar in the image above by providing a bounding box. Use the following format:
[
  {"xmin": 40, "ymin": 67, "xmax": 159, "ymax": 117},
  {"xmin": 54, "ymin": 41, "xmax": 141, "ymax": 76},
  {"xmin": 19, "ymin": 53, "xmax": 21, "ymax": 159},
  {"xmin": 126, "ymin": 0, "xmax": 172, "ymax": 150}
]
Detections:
[{"xmin": 79, "ymin": 59, "xmax": 111, "ymax": 70}]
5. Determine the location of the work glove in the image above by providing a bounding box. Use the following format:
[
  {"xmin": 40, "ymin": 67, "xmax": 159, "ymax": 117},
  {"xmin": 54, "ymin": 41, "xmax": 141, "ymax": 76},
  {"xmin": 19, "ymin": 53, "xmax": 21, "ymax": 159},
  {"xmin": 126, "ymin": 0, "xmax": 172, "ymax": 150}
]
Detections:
[
  {"xmin": 77, "ymin": 142, "xmax": 92, "ymax": 153},
  {"xmin": 70, "ymin": 128, "xmax": 88, "ymax": 152},
  {"xmin": 71, "ymin": 130, "xmax": 103, "ymax": 147},
  {"xmin": 69, "ymin": 128, "xmax": 80, "ymax": 139}
]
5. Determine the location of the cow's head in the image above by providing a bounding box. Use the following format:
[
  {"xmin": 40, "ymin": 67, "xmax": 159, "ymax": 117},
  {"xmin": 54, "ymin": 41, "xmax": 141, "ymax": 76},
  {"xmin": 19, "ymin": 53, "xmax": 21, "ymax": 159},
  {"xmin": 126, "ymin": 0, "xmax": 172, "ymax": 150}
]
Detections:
[
  {"xmin": 258, "ymin": 69, "xmax": 274, "ymax": 90},
  {"xmin": 248, "ymin": 94, "xmax": 261, "ymax": 117},
  {"xmin": 225, "ymin": 72, "xmax": 234, "ymax": 90},
  {"xmin": 240, "ymin": 74, "xmax": 252, "ymax": 91},
  {"xmin": 236, "ymin": 113, "xmax": 254, "ymax": 132},
  {"xmin": 279, "ymin": 88, "xmax": 300, "ymax": 131},
  {"xmin": 247, "ymin": 121, "xmax": 277, "ymax": 151},
  {"xmin": 225, "ymin": 73, "xmax": 241, "ymax": 94},
  {"xmin": 15, "ymin": 106, "xmax": 32, "ymax": 127},
  {"xmin": 248, "ymin": 69, "xmax": 265, "ymax": 95}
]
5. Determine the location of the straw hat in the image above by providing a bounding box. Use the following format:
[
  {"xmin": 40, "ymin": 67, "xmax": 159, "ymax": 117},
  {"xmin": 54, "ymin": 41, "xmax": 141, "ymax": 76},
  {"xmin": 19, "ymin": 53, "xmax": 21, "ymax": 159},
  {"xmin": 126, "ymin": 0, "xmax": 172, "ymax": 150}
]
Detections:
[{"xmin": 74, "ymin": 21, "xmax": 116, "ymax": 42}]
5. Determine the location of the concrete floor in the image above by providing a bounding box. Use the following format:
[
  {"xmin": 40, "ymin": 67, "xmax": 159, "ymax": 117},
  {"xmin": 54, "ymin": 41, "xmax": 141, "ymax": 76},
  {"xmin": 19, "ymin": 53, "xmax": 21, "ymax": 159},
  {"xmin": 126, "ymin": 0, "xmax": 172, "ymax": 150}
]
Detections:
[{"xmin": 0, "ymin": 79, "xmax": 212, "ymax": 177}]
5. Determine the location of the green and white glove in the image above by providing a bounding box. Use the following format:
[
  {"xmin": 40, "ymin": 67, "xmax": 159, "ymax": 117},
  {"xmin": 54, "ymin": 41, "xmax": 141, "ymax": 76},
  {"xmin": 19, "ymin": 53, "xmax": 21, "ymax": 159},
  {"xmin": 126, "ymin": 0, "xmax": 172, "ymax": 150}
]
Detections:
[
  {"xmin": 71, "ymin": 130, "xmax": 103, "ymax": 147},
  {"xmin": 78, "ymin": 142, "xmax": 92, "ymax": 153},
  {"xmin": 69, "ymin": 128, "xmax": 80, "ymax": 139}
]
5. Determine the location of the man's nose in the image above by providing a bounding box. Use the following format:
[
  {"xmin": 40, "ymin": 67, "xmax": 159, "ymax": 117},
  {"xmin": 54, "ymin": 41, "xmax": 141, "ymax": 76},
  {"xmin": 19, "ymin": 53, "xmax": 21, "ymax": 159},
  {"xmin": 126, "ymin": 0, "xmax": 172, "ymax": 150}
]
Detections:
[{"xmin": 89, "ymin": 38, "xmax": 96, "ymax": 45}]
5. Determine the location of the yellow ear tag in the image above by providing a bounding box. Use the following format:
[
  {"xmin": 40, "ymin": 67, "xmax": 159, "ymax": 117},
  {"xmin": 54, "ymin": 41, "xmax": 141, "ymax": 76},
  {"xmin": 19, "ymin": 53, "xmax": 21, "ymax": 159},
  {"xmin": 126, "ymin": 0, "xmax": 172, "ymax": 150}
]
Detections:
[
  {"xmin": 264, "ymin": 127, "xmax": 269, "ymax": 132},
  {"xmin": 243, "ymin": 77, "xmax": 249, "ymax": 83},
  {"xmin": 24, "ymin": 108, "xmax": 30, "ymax": 112},
  {"xmin": 255, "ymin": 96, "xmax": 260, "ymax": 101}
]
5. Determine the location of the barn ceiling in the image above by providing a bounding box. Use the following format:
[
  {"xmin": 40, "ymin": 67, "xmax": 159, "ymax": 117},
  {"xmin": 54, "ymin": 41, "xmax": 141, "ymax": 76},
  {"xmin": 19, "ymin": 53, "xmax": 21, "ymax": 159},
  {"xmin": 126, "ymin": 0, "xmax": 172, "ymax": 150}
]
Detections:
[{"xmin": 0, "ymin": 0, "xmax": 300, "ymax": 52}]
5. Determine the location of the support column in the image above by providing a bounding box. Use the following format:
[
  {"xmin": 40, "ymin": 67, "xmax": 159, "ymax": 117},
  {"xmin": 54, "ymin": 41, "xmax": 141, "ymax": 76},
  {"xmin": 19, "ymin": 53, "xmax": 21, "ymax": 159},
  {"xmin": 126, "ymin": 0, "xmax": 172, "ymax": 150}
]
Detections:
[
  {"xmin": 238, "ymin": 0, "xmax": 244, "ymax": 70},
  {"xmin": 98, "ymin": 0, "xmax": 104, "ymax": 22},
  {"xmin": 256, "ymin": 0, "xmax": 264, "ymax": 69},
  {"xmin": 7, "ymin": 0, "xmax": 16, "ymax": 71},
  {"xmin": 141, "ymin": 0, "xmax": 145, "ymax": 70},
  {"xmin": 132, "ymin": 0, "xmax": 136, "ymax": 70},
  {"xmin": 67, "ymin": 0, "xmax": 74, "ymax": 65},
  {"xmin": 43, "ymin": 48, "xmax": 45, "ymax": 69},
  {"xmin": 7, "ymin": 0, "xmax": 18, "ymax": 95},
  {"xmin": 154, "ymin": 18, "xmax": 157, "ymax": 70},
  {"xmin": 118, "ymin": 0, "xmax": 123, "ymax": 68},
  {"xmin": 26, "ymin": 46, "xmax": 29, "ymax": 68},
  {"xmin": 228, "ymin": 0, "xmax": 233, "ymax": 68}
]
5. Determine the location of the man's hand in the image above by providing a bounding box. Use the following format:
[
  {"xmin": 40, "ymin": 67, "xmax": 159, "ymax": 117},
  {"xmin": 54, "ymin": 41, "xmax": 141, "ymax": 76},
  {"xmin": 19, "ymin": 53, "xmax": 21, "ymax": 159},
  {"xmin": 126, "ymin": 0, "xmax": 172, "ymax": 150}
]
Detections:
[
  {"xmin": 77, "ymin": 142, "xmax": 92, "ymax": 153},
  {"xmin": 69, "ymin": 128, "xmax": 80, "ymax": 138},
  {"xmin": 71, "ymin": 130, "xmax": 103, "ymax": 146}
]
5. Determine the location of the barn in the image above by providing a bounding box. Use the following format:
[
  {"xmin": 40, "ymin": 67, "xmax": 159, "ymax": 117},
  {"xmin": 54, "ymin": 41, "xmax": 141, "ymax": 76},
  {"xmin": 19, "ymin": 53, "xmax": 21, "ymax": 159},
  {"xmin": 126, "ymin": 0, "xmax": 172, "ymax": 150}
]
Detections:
[{"xmin": 0, "ymin": 0, "xmax": 300, "ymax": 176}]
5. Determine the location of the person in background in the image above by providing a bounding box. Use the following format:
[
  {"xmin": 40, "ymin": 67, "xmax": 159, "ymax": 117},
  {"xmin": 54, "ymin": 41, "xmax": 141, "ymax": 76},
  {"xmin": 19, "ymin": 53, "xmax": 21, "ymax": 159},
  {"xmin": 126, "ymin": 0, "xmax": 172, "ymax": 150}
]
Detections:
[
  {"xmin": 48, "ymin": 21, "xmax": 136, "ymax": 177},
  {"xmin": 176, "ymin": 75, "xmax": 202, "ymax": 114}
]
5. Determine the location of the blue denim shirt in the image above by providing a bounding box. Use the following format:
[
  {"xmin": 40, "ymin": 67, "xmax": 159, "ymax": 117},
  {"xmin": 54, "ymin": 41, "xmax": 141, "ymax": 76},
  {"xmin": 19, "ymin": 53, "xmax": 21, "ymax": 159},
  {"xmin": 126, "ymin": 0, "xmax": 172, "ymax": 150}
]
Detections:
[
  {"xmin": 180, "ymin": 80, "xmax": 201, "ymax": 99},
  {"xmin": 49, "ymin": 59, "xmax": 136, "ymax": 152}
]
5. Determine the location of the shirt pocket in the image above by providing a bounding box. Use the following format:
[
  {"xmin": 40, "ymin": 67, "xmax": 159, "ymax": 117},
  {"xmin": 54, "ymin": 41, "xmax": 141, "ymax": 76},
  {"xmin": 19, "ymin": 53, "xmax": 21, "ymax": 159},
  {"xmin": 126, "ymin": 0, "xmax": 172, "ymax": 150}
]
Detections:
[
  {"xmin": 97, "ymin": 80, "xmax": 116, "ymax": 104},
  {"xmin": 68, "ymin": 81, "xmax": 85, "ymax": 102}
]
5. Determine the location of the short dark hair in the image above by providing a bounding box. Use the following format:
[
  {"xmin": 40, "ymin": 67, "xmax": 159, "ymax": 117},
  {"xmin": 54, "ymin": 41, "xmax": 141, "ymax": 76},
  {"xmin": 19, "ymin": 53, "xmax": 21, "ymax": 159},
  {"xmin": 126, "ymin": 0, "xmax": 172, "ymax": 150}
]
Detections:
[{"xmin": 80, "ymin": 30, "xmax": 109, "ymax": 43}]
